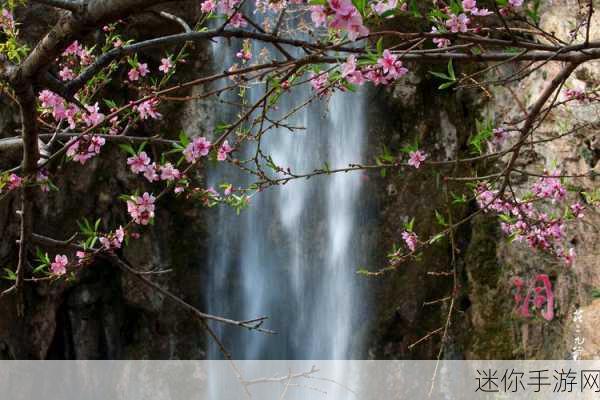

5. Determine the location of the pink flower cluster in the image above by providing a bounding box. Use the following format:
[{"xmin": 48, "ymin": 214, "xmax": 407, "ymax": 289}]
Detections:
[
  {"xmin": 217, "ymin": 140, "xmax": 233, "ymax": 161},
  {"xmin": 135, "ymin": 98, "xmax": 162, "ymax": 120},
  {"xmin": 408, "ymin": 150, "xmax": 427, "ymax": 169},
  {"xmin": 66, "ymin": 135, "xmax": 106, "ymax": 164},
  {"xmin": 565, "ymin": 88, "xmax": 586, "ymax": 102},
  {"xmin": 531, "ymin": 170, "xmax": 566, "ymax": 203},
  {"xmin": 429, "ymin": 1, "xmax": 493, "ymax": 48},
  {"xmin": 371, "ymin": 0, "xmax": 399, "ymax": 15},
  {"xmin": 128, "ymin": 63, "xmax": 149, "ymax": 81},
  {"xmin": 401, "ymin": 231, "xmax": 418, "ymax": 252},
  {"xmin": 127, "ymin": 151, "xmax": 181, "ymax": 183},
  {"xmin": 63, "ymin": 41, "xmax": 92, "ymax": 64},
  {"xmin": 38, "ymin": 90, "xmax": 105, "ymax": 128},
  {"xmin": 159, "ymin": 58, "xmax": 173, "ymax": 74},
  {"xmin": 475, "ymin": 176, "xmax": 581, "ymax": 265},
  {"xmin": 489, "ymin": 127, "xmax": 509, "ymax": 149},
  {"xmin": 310, "ymin": 0, "xmax": 369, "ymax": 41},
  {"xmin": 127, "ymin": 192, "xmax": 156, "ymax": 225},
  {"xmin": 100, "ymin": 226, "xmax": 125, "ymax": 250},
  {"xmin": 339, "ymin": 50, "xmax": 409, "ymax": 90},
  {"xmin": 37, "ymin": 169, "xmax": 50, "ymax": 192},
  {"xmin": 183, "ymin": 136, "xmax": 212, "ymax": 163},
  {"xmin": 51, "ymin": 254, "xmax": 69, "ymax": 276},
  {"xmin": 0, "ymin": 9, "xmax": 15, "ymax": 31},
  {"xmin": 200, "ymin": 0, "xmax": 247, "ymax": 27},
  {"xmin": 499, "ymin": 0, "xmax": 523, "ymax": 15},
  {"xmin": 310, "ymin": 72, "xmax": 330, "ymax": 96},
  {"xmin": 461, "ymin": 0, "xmax": 492, "ymax": 17},
  {"xmin": 236, "ymin": 48, "xmax": 252, "ymax": 61},
  {"xmin": 513, "ymin": 274, "xmax": 554, "ymax": 321}
]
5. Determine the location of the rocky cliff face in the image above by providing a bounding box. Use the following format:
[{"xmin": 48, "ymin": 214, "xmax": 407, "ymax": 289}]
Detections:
[
  {"xmin": 0, "ymin": 1, "xmax": 598, "ymax": 360},
  {"xmin": 366, "ymin": 0, "xmax": 599, "ymax": 360}
]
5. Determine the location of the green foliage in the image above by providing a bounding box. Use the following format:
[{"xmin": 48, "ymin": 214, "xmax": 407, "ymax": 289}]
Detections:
[
  {"xmin": 77, "ymin": 217, "xmax": 101, "ymax": 249},
  {"xmin": 2, "ymin": 267, "xmax": 16, "ymax": 281},
  {"xmin": 468, "ymin": 118, "xmax": 494, "ymax": 154},
  {"xmin": 429, "ymin": 60, "xmax": 457, "ymax": 90}
]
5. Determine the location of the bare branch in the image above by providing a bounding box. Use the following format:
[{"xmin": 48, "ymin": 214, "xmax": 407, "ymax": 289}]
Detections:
[{"xmin": 30, "ymin": 0, "xmax": 84, "ymax": 13}]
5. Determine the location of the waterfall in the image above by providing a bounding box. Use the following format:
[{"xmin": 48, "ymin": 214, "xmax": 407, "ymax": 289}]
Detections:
[{"xmin": 204, "ymin": 17, "xmax": 369, "ymax": 361}]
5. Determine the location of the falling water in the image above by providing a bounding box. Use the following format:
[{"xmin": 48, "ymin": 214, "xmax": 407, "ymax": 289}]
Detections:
[{"xmin": 204, "ymin": 16, "xmax": 370, "ymax": 362}]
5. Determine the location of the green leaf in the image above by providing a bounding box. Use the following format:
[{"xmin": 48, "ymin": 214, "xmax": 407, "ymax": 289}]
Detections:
[
  {"xmin": 438, "ymin": 81, "xmax": 456, "ymax": 90},
  {"xmin": 447, "ymin": 59, "xmax": 455, "ymax": 80},
  {"xmin": 429, "ymin": 71, "xmax": 451, "ymax": 81},
  {"xmin": 2, "ymin": 268, "xmax": 16, "ymax": 281},
  {"xmin": 435, "ymin": 210, "xmax": 448, "ymax": 227},
  {"xmin": 376, "ymin": 37, "xmax": 384, "ymax": 56},
  {"xmin": 118, "ymin": 143, "xmax": 136, "ymax": 157},
  {"xmin": 429, "ymin": 233, "xmax": 445, "ymax": 244}
]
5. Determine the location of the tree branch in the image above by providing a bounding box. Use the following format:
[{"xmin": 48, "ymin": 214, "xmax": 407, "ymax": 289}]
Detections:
[{"xmin": 30, "ymin": 0, "xmax": 84, "ymax": 13}]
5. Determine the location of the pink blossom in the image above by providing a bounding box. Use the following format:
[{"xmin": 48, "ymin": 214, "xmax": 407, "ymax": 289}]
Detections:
[
  {"xmin": 64, "ymin": 104, "xmax": 79, "ymax": 129},
  {"xmin": 100, "ymin": 226, "xmax": 125, "ymax": 250},
  {"xmin": 159, "ymin": 57, "xmax": 173, "ymax": 74},
  {"xmin": 217, "ymin": 0, "xmax": 239, "ymax": 14},
  {"xmin": 201, "ymin": 0, "xmax": 216, "ymax": 12},
  {"xmin": 128, "ymin": 68, "xmax": 140, "ymax": 81},
  {"xmin": 509, "ymin": 0, "xmax": 523, "ymax": 7},
  {"xmin": 565, "ymin": 88, "xmax": 585, "ymax": 101},
  {"xmin": 408, "ymin": 150, "xmax": 427, "ymax": 169},
  {"xmin": 401, "ymin": 231, "xmax": 418, "ymax": 252},
  {"xmin": 116, "ymin": 226, "xmax": 125, "ymax": 243},
  {"xmin": 310, "ymin": 72, "xmax": 330, "ymax": 96},
  {"xmin": 310, "ymin": 5, "xmax": 327, "ymax": 27},
  {"xmin": 7, "ymin": 174, "xmax": 22, "ymax": 190},
  {"xmin": 446, "ymin": 13, "xmax": 470, "ymax": 33},
  {"xmin": 371, "ymin": 0, "xmax": 397, "ymax": 15},
  {"xmin": 236, "ymin": 49, "xmax": 252, "ymax": 61},
  {"xmin": 66, "ymin": 135, "xmax": 105, "ymax": 164},
  {"xmin": 431, "ymin": 27, "xmax": 451, "ymax": 48},
  {"xmin": 136, "ymin": 99, "xmax": 162, "ymax": 120},
  {"xmin": 341, "ymin": 55, "xmax": 365, "ymax": 85},
  {"xmin": 38, "ymin": 90, "xmax": 62, "ymax": 108},
  {"xmin": 113, "ymin": 39, "xmax": 124, "ymax": 48},
  {"xmin": 37, "ymin": 169, "xmax": 50, "ymax": 192},
  {"xmin": 127, "ymin": 151, "xmax": 152, "ymax": 174},
  {"xmin": 127, "ymin": 192, "xmax": 156, "ymax": 225},
  {"xmin": 51, "ymin": 254, "xmax": 69, "ymax": 275},
  {"xmin": 83, "ymin": 102, "xmax": 105, "ymax": 127},
  {"xmin": 462, "ymin": 0, "xmax": 476, "ymax": 11},
  {"xmin": 59, "ymin": 66, "xmax": 75, "ymax": 81},
  {"xmin": 0, "ymin": 9, "xmax": 14, "ymax": 30},
  {"xmin": 63, "ymin": 41, "xmax": 83, "ymax": 57},
  {"xmin": 570, "ymin": 202, "xmax": 585, "ymax": 218},
  {"xmin": 160, "ymin": 163, "xmax": 181, "ymax": 181},
  {"xmin": 217, "ymin": 140, "xmax": 233, "ymax": 161},
  {"xmin": 328, "ymin": 0, "xmax": 368, "ymax": 40},
  {"xmin": 471, "ymin": 8, "xmax": 493, "ymax": 16},
  {"xmin": 88, "ymin": 135, "xmax": 105, "ymax": 154},
  {"xmin": 138, "ymin": 63, "xmax": 149, "ymax": 77},
  {"xmin": 377, "ymin": 49, "xmax": 408, "ymax": 79},
  {"xmin": 143, "ymin": 163, "xmax": 160, "ymax": 182},
  {"xmin": 183, "ymin": 136, "xmax": 212, "ymax": 163},
  {"xmin": 76, "ymin": 251, "xmax": 88, "ymax": 265},
  {"xmin": 230, "ymin": 13, "xmax": 247, "ymax": 28},
  {"xmin": 531, "ymin": 170, "xmax": 566, "ymax": 203}
]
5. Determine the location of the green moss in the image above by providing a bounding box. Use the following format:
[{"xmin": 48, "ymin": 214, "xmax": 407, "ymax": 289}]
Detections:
[{"xmin": 465, "ymin": 214, "xmax": 501, "ymax": 288}]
